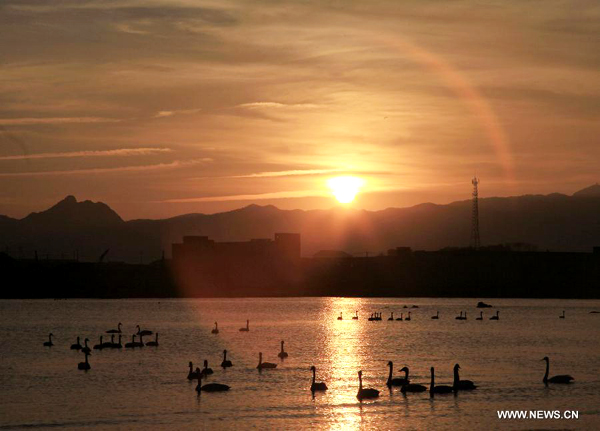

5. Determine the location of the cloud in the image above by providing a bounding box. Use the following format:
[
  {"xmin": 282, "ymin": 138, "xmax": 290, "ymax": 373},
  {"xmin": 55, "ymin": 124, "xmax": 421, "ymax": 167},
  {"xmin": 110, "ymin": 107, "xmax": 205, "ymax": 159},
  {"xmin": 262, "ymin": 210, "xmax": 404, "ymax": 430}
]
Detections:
[
  {"xmin": 162, "ymin": 189, "xmax": 327, "ymax": 203},
  {"xmin": 237, "ymin": 102, "xmax": 319, "ymax": 110},
  {"xmin": 227, "ymin": 168, "xmax": 343, "ymax": 178},
  {"xmin": 0, "ymin": 147, "xmax": 172, "ymax": 161},
  {"xmin": 0, "ymin": 158, "xmax": 212, "ymax": 177},
  {"xmin": 0, "ymin": 117, "xmax": 120, "ymax": 125},
  {"xmin": 154, "ymin": 108, "xmax": 202, "ymax": 118}
]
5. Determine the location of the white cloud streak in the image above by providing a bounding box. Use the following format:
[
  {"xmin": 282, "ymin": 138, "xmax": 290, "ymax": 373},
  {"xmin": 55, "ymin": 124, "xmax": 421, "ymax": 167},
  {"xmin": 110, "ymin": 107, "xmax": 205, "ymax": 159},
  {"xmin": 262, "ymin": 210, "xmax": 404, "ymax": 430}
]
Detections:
[
  {"xmin": 0, "ymin": 147, "xmax": 172, "ymax": 161},
  {"xmin": 0, "ymin": 117, "xmax": 121, "ymax": 125},
  {"xmin": 227, "ymin": 168, "xmax": 343, "ymax": 178}
]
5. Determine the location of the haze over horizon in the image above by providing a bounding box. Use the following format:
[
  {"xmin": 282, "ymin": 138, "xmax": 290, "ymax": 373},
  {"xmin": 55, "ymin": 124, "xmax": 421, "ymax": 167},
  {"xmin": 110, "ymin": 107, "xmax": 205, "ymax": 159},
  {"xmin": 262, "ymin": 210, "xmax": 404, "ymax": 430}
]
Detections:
[{"xmin": 1, "ymin": 0, "xmax": 599, "ymax": 219}]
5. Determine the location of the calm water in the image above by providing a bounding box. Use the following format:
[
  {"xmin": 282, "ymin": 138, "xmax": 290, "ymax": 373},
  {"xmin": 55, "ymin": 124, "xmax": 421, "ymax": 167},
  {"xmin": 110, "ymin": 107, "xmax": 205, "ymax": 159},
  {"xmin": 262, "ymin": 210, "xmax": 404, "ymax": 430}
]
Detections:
[{"xmin": 1, "ymin": 298, "xmax": 599, "ymax": 430}]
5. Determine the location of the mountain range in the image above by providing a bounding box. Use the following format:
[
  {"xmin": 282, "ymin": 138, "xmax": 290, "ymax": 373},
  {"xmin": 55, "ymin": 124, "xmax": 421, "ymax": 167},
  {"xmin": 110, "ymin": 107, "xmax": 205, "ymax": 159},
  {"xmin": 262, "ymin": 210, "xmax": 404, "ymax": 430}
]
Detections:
[{"xmin": 2, "ymin": 184, "xmax": 600, "ymax": 263}]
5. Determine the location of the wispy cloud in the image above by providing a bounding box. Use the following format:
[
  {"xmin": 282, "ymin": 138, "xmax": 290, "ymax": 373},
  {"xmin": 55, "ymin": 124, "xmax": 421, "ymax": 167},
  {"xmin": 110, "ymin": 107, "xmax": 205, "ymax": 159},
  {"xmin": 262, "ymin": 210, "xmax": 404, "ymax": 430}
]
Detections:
[
  {"xmin": 0, "ymin": 147, "xmax": 172, "ymax": 161},
  {"xmin": 227, "ymin": 168, "xmax": 343, "ymax": 178},
  {"xmin": 237, "ymin": 102, "xmax": 319, "ymax": 110},
  {"xmin": 0, "ymin": 158, "xmax": 212, "ymax": 177},
  {"xmin": 154, "ymin": 108, "xmax": 202, "ymax": 118},
  {"xmin": 0, "ymin": 117, "xmax": 120, "ymax": 125},
  {"xmin": 163, "ymin": 189, "xmax": 327, "ymax": 203}
]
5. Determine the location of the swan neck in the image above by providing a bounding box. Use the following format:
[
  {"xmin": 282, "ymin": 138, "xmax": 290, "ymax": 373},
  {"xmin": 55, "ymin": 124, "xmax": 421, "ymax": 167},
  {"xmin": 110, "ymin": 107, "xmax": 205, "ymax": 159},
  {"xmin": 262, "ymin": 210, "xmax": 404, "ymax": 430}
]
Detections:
[{"xmin": 544, "ymin": 360, "xmax": 549, "ymax": 382}]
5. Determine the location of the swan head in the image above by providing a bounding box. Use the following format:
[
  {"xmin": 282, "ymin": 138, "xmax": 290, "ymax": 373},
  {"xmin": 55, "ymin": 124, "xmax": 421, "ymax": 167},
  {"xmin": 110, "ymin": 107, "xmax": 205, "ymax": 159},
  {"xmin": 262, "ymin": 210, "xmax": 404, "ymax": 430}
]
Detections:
[
  {"xmin": 542, "ymin": 356, "xmax": 549, "ymax": 362},
  {"xmin": 189, "ymin": 361, "xmax": 193, "ymax": 367},
  {"xmin": 310, "ymin": 366, "xmax": 316, "ymax": 372},
  {"xmin": 387, "ymin": 361, "xmax": 393, "ymax": 367},
  {"xmin": 196, "ymin": 367, "xmax": 201, "ymax": 374},
  {"xmin": 204, "ymin": 359, "xmax": 208, "ymax": 367},
  {"xmin": 358, "ymin": 370, "xmax": 362, "ymax": 377},
  {"xmin": 399, "ymin": 366, "xmax": 409, "ymax": 373},
  {"xmin": 84, "ymin": 338, "xmax": 89, "ymax": 342},
  {"xmin": 454, "ymin": 364, "xmax": 460, "ymax": 370},
  {"xmin": 223, "ymin": 349, "xmax": 227, "ymax": 354},
  {"xmin": 430, "ymin": 367, "xmax": 434, "ymax": 374}
]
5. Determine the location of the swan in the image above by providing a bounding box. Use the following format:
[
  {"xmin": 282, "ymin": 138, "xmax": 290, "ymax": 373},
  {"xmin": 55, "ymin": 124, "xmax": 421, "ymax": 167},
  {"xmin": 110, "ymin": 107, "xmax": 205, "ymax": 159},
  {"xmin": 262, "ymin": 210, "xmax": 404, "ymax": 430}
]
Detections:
[
  {"xmin": 239, "ymin": 320, "xmax": 250, "ymax": 332},
  {"xmin": 453, "ymin": 364, "xmax": 476, "ymax": 390},
  {"xmin": 211, "ymin": 322, "xmax": 219, "ymax": 334},
  {"xmin": 356, "ymin": 371, "xmax": 379, "ymax": 400},
  {"xmin": 352, "ymin": 311, "xmax": 359, "ymax": 320},
  {"xmin": 337, "ymin": 312, "xmax": 343, "ymax": 320},
  {"xmin": 431, "ymin": 311, "xmax": 439, "ymax": 320},
  {"xmin": 188, "ymin": 361, "xmax": 201, "ymax": 380},
  {"xmin": 387, "ymin": 361, "xmax": 409, "ymax": 387},
  {"xmin": 77, "ymin": 352, "xmax": 91, "ymax": 370},
  {"xmin": 136, "ymin": 325, "xmax": 153, "ymax": 337},
  {"xmin": 455, "ymin": 311, "xmax": 463, "ymax": 320},
  {"xmin": 429, "ymin": 367, "xmax": 453, "ymax": 396},
  {"xmin": 542, "ymin": 357, "xmax": 574, "ymax": 384},
  {"xmin": 400, "ymin": 368, "xmax": 427, "ymax": 393},
  {"xmin": 101, "ymin": 335, "xmax": 114, "ymax": 349},
  {"xmin": 388, "ymin": 312, "xmax": 394, "ymax": 321},
  {"xmin": 81, "ymin": 338, "xmax": 91, "ymax": 354},
  {"xmin": 221, "ymin": 350, "xmax": 233, "ymax": 368},
  {"xmin": 257, "ymin": 352, "xmax": 277, "ymax": 369},
  {"xmin": 490, "ymin": 311, "xmax": 499, "ymax": 320},
  {"xmin": 278, "ymin": 341, "xmax": 289, "ymax": 359},
  {"xmin": 310, "ymin": 366, "xmax": 328, "ymax": 391},
  {"xmin": 405, "ymin": 312, "xmax": 411, "ymax": 321},
  {"xmin": 93, "ymin": 336, "xmax": 104, "ymax": 350},
  {"xmin": 134, "ymin": 334, "xmax": 145, "ymax": 347},
  {"xmin": 559, "ymin": 310, "xmax": 565, "ymax": 319},
  {"xmin": 124, "ymin": 335, "xmax": 137, "ymax": 348},
  {"xmin": 368, "ymin": 313, "xmax": 375, "ymax": 321},
  {"xmin": 70, "ymin": 336, "xmax": 82, "ymax": 350},
  {"xmin": 196, "ymin": 374, "xmax": 230, "ymax": 392},
  {"xmin": 43, "ymin": 333, "xmax": 54, "ymax": 347},
  {"xmin": 476, "ymin": 312, "xmax": 483, "ymax": 320},
  {"xmin": 202, "ymin": 359, "xmax": 214, "ymax": 376},
  {"xmin": 376, "ymin": 312, "xmax": 382, "ymax": 321},
  {"xmin": 396, "ymin": 313, "xmax": 403, "ymax": 321},
  {"xmin": 146, "ymin": 333, "xmax": 159, "ymax": 346},
  {"xmin": 113, "ymin": 335, "xmax": 123, "ymax": 349},
  {"xmin": 106, "ymin": 322, "xmax": 122, "ymax": 334}
]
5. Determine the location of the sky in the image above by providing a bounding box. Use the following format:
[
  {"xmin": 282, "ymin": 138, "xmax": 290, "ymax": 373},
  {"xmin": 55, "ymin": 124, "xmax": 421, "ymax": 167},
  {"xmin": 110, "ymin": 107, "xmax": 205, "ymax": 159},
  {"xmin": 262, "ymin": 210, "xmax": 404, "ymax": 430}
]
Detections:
[{"xmin": 0, "ymin": 0, "xmax": 598, "ymax": 220}]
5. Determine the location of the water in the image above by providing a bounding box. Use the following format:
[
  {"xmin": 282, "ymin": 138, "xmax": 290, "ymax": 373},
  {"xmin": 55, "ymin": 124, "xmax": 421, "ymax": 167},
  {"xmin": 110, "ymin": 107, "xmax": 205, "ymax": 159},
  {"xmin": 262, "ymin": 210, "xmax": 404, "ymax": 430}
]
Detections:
[{"xmin": 1, "ymin": 298, "xmax": 599, "ymax": 430}]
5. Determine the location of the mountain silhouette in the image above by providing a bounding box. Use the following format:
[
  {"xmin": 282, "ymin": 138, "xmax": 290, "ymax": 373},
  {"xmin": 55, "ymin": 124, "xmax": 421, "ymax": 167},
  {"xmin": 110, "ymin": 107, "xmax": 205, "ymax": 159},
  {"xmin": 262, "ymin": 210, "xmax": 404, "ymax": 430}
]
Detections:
[{"xmin": 1, "ymin": 187, "xmax": 599, "ymax": 262}]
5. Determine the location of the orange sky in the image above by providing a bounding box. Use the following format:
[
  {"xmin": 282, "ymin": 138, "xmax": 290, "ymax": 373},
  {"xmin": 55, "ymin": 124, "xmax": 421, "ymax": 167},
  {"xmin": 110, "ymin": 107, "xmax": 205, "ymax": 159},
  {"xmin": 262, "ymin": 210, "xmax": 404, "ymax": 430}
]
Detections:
[{"xmin": 0, "ymin": 0, "xmax": 598, "ymax": 219}]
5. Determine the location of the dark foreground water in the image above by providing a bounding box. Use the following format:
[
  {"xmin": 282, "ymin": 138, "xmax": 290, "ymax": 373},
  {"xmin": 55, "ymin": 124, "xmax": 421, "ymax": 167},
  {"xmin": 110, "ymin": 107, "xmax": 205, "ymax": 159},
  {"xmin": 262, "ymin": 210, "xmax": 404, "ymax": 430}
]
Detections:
[{"xmin": 1, "ymin": 298, "xmax": 599, "ymax": 430}]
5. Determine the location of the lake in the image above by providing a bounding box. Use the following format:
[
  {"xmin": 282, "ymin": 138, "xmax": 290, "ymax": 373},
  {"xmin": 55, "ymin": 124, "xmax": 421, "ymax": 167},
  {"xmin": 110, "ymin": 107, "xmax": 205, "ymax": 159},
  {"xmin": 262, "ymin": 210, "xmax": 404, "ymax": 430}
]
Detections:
[{"xmin": 1, "ymin": 298, "xmax": 599, "ymax": 430}]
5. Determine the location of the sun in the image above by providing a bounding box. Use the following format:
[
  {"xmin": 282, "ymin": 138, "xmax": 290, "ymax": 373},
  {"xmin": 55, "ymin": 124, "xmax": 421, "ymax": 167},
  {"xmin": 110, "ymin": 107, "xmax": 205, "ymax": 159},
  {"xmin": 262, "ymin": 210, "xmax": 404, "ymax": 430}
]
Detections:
[{"xmin": 327, "ymin": 176, "xmax": 364, "ymax": 204}]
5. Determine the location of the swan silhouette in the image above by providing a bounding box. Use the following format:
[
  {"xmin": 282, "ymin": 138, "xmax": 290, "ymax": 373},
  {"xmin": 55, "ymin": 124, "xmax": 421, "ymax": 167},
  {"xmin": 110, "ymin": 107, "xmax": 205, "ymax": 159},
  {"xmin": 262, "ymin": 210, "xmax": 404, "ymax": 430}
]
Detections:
[
  {"xmin": 221, "ymin": 350, "xmax": 233, "ymax": 368},
  {"xmin": 388, "ymin": 312, "xmax": 394, "ymax": 321},
  {"xmin": 81, "ymin": 338, "xmax": 91, "ymax": 354},
  {"xmin": 396, "ymin": 313, "xmax": 403, "ymax": 321},
  {"xmin": 124, "ymin": 335, "xmax": 137, "ymax": 348},
  {"xmin": 70, "ymin": 336, "xmax": 82, "ymax": 350},
  {"xmin": 188, "ymin": 361, "xmax": 201, "ymax": 380},
  {"xmin": 453, "ymin": 364, "xmax": 476, "ymax": 390},
  {"xmin": 405, "ymin": 312, "xmax": 411, "ymax": 321},
  {"xmin": 43, "ymin": 333, "xmax": 54, "ymax": 347},
  {"xmin": 106, "ymin": 322, "xmax": 122, "ymax": 334},
  {"xmin": 136, "ymin": 325, "xmax": 153, "ymax": 336},
  {"xmin": 310, "ymin": 366, "xmax": 328, "ymax": 391},
  {"xmin": 146, "ymin": 333, "xmax": 159, "ymax": 346},
  {"xmin": 431, "ymin": 311, "xmax": 439, "ymax": 320},
  {"xmin": 542, "ymin": 357, "xmax": 574, "ymax": 384},
  {"xmin": 386, "ymin": 361, "xmax": 409, "ymax": 387},
  {"xmin": 337, "ymin": 312, "xmax": 343, "ymax": 320},
  {"xmin": 93, "ymin": 336, "xmax": 104, "ymax": 350},
  {"xmin": 455, "ymin": 311, "xmax": 463, "ymax": 320},
  {"xmin": 113, "ymin": 335, "xmax": 122, "ymax": 348},
  {"xmin": 400, "ymin": 367, "xmax": 427, "ymax": 393},
  {"xmin": 476, "ymin": 312, "xmax": 483, "ymax": 320},
  {"xmin": 211, "ymin": 322, "xmax": 219, "ymax": 334},
  {"xmin": 201, "ymin": 359, "xmax": 214, "ymax": 376},
  {"xmin": 101, "ymin": 335, "xmax": 114, "ymax": 349},
  {"xmin": 357, "ymin": 370, "xmax": 379, "ymax": 400},
  {"xmin": 429, "ymin": 367, "xmax": 453, "ymax": 396},
  {"xmin": 490, "ymin": 311, "xmax": 499, "ymax": 320},
  {"xmin": 352, "ymin": 311, "xmax": 359, "ymax": 320},
  {"xmin": 257, "ymin": 352, "xmax": 277, "ymax": 369},
  {"xmin": 559, "ymin": 310, "xmax": 565, "ymax": 319},
  {"xmin": 278, "ymin": 341, "xmax": 289, "ymax": 359},
  {"xmin": 239, "ymin": 320, "xmax": 250, "ymax": 332},
  {"xmin": 196, "ymin": 373, "xmax": 230, "ymax": 392},
  {"xmin": 134, "ymin": 334, "xmax": 145, "ymax": 347},
  {"xmin": 78, "ymin": 351, "xmax": 91, "ymax": 370}
]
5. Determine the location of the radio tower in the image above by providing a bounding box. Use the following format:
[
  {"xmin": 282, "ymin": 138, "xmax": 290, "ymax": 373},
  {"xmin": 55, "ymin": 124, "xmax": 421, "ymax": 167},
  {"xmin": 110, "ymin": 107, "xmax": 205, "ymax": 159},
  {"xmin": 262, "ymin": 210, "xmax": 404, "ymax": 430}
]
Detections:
[{"xmin": 470, "ymin": 176, "xmax": 481, "ymax": 249}]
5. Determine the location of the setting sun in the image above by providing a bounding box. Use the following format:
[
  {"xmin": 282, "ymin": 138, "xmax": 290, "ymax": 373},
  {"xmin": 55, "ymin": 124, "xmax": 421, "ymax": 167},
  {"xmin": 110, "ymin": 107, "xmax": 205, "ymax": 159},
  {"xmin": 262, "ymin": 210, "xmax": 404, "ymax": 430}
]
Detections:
[{"xmin": 327, "ymin": 176, "xmax": 365, "ymax": 204}]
